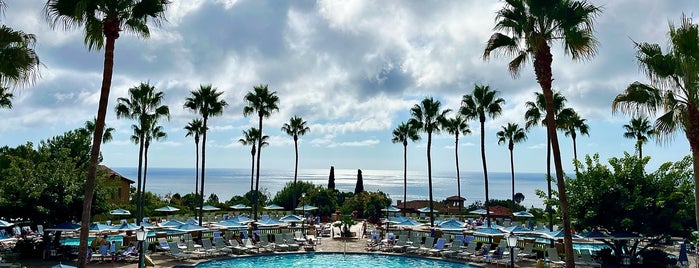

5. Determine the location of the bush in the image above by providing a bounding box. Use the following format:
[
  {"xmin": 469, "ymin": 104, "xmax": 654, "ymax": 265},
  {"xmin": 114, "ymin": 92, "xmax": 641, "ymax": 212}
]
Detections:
[{"xmin": 638, "ymin": 248, "xmax": 677, "ymax": 267}]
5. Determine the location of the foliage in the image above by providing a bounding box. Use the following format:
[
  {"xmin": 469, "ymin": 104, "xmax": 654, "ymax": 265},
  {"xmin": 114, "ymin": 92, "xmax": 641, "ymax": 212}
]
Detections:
[
  {"xmin": 0, "ymin": 130, "xmax": 111, "ymax": 225},
  {"xmin": 638, "ymin": 248, "xmax": 677, "ymax": 267},
  {"xmin": 340, "ymin": 191, "xmax": 391, "ymax": 220},
  {"xmin": 513, "ymin": 193, "xmax": 525, "ymax": 204},
  {"xmin": 483, "ymin": 199, "xmax": 526, "ymax": 212},
  {"xmin": 567, "ymin": 153, "xmax": 695, "ymax": 257},
  {"xmin": 303, "ymin": 187, "xmax": 338, "ymax": 217},
  {"xmin": 272, "ymin": 181, "xmax": 314, "ymax": 210},
  {"xmin": 206, "ymin": 193, "xmax": 220, "ymax": 205}
]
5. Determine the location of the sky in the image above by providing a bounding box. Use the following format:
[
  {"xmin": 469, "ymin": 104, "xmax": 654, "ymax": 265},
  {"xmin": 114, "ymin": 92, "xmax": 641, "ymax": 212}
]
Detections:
[{"xmin": 2, "ymin": 0, "xmax": 696, "ymax": 177}]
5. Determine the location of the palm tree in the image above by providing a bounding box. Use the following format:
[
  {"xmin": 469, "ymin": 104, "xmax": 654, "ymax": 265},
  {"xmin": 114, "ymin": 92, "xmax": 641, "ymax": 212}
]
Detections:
[
  {"xmin": 44, "ymin": 1, "xmax": 168, "ymax": 265},
  {"xmin": 408, "ymin": 97, "xmax": 450, "ymax": 228},
  {"xmin": 496, "ymin": 123, "xmax": 527, "ymax": 202},
  {"xmin": 484, "ymin": 0, "xmax": 601, "ymax": 265},
  {"xmin": 142, "ymin": 119, "xmax": 167, "ymax": 209},
  {"xmin": 281, "ymin": 116, "xmax": 310, "ymax": 209},
  {"xmin": 391, "ymin": 121, "xmax": 420, "ymax": 211},
  {"xmin": 460, "ymin": 84, "xmax": 504, "ymax": 227},
  {"xmin": 523, "ymin": 91, "xmax": 573, "ymax": 231},
  {"xmin": 115, "ymin": 82, "xmax": 169, "ymax": 225},
  {"xmin": 82, "ymin": 117, "xmax": 114, "ymax": 144},
  {"xmin": 0, "ymin": 22, "xmax": 41, "ymax": 95},
  {"xmin": 184, "ymin": 118, "xmax": 206, "ymax": 205},
  {"xmin": 442, "ymin": 115, "xmax": 471, "ymax": 217},
  {"xmin": 612, "ymin": 15, "xmax": 699, "ymax": 231},
  {"xmin": 238, "ymin": 127, "xmax": 269, "ymax": 192},
  {"xmin": 243, "ymin": 84, "xmax": 279, "ymax": 221},
  {"xmin": 184, "ymin": 84, "xmax": 227, "ymax": 226},
  {"xmin": 0, "ymin": 88, "xmax": 12, "ymax": 109},
  {"xmin": 622, "ymin": 116, "xmax": 655, "ymax": 159},
  {"xmin": 561, "ymin": 110, "xmax": 590, "ymax": 171}
]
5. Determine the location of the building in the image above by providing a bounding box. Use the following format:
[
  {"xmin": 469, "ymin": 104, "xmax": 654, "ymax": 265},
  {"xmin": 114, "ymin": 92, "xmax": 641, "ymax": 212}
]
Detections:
[{"xmin": 98, "ymin": 165, "xmax": 134, "ymax": 205}]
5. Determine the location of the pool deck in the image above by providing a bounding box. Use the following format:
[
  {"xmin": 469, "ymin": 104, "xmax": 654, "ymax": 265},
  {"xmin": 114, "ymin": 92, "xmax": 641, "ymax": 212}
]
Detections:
[{"xmin": 10, "ymin": 221, "xmax": 695, "ymax": 267}]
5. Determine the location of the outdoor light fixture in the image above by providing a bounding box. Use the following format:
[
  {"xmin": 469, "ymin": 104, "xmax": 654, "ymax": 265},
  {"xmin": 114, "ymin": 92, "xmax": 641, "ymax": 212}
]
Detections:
[
  {"xmin": 136, "ymin": 226, "xmax": 146, "ymax": 268},
  {"xmin": 506, "ymin": 232, "xmax": 518, "ymax": 268}
]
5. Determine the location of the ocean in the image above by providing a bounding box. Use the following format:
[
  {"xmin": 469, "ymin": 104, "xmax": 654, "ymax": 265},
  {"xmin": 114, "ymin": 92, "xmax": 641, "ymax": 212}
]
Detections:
[{"xmin": 111, "ymin": 167, "xmax": 550, "ymax": 209}]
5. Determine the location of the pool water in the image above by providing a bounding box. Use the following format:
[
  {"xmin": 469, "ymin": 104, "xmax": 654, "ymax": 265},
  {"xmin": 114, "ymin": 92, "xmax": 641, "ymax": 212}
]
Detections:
[
  {"xmin": 194, "ymin": 253, "xmax": 479, "ymax": 268},
  {"xmin": 60, "ymin": 236, "xmax": 123, "ymax": 246}
]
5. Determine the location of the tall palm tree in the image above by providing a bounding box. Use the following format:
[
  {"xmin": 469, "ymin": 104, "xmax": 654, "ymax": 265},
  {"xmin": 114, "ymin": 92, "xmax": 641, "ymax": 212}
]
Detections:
[
  {"xmin": 442, "ymin": 115, "xmax": 471, "ymax": 217},
  {"xmin": 44, "ymin": 1, "xmax": 168, "ymax": 265},
  {"xmin": 238, "ymin": 127, "xmax": 269, "ymax": 192},
  {"xmin": 0, "ymin": 23, "xmax": 41, "ymax": 94},
  {"xmin": 460, "ymin": 84, "xmax": 505, "ymax": 227},
  {"xmin": 496, "ymin": 123, "xmax": 527, "ymax": 202},
  {"xmin": 622, "ymin": 116, "xmax": 655, "ymax": 159},
  {"xmin": 281, "ymin": 116, "xmax": 310, "ymax": 209},
  {"xmin": 561, "ymin": 110, "xmax": 590, "ymax": 172},
  {"xmin": 142, "ymin": 119, "xmax": 167, "ymax": 209},
  {"xmin": 408, "ymin": 97, "xmax": 450, "ymax": 228},
  {"xmin": 184, "ymin": 118, "xmax": 206, "ymax": 206},
  {"xmin": 391, "ymin": 121, "xmax": 420, "ymax": 211},
  {"xmin": 484, "ymin": 0, "xmax": 601, "ymax": 265},
  {"xmin": 243, "ymin": 84, "xmax": 279, "ymax": 221},
  {"xmin": 184, "ymin": 84, "xmax": 227, "ymax": 226},
  {"xmin": 612, "ymin": 15, "xmax": 699, "ymax": 231},
  {"xmin": 523, "ymin": 91, "xmax": 573, "ymax": 231},
  {"xmin": 115, "ymin": 82, "xmax": 169, "ymax": 225}
]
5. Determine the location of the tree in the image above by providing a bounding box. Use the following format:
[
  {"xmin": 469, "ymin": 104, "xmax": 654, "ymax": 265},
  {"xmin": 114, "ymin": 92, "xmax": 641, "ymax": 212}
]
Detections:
[
  {"xmin": 238, "ymin": 128, "xmax": 268, "ymax": 192},
  {"xmin": 408, "ymin": 97, "xmax": 450, "ymax": 228},
  {"xmin": 184, "ymin": 84, "xmax": 227, "ymax": 226},
  {"xmin": 115, "ymin": 82, "xmax": 169, "ymax": 225},
  {"xmin": 568, "ymin": 153, "xmax": 694, "ymax": 260},
  {"xmin": 524, "ymin": 91, "xmax": 574, "ymax": 230},
  {"xmin": 611, "ymin": 15, "xmax": 699, "ymax": 232},
  {"xmin": 496, "ymin": 123, "xmax": 527, "ymax": 202},
  {"xmin": 354, "ymin": 169, "xmax": 364, "ymax": 195},
  {"xmin": 141, "ymin": 118, "xmax": 168, "ymax": 212},
  {"xmin": 622, "ymin": 116, "xmax": 656, "ymax": 159},
  {"xmin": 561, "ymin": 110, "xmax": 590, "ymax": 172},
  {"xmin": 442, "ymin": 115, "xmax": 471, "ymax": 216},
  {"xmin": 391, "ymin": 121, "xmax": 420, "ymax": 211},
  {"xmin": 281, "ymin": 115, "xmax": 310, "ymax": 209},
  {"xmin": 460, "ymin": 84, "xmax": 505, "ymax": 227},
  {"xmin": 243, "ymin": 84, "xmax": 279, "ymax": 221},
  {"xmin": 184, "ymin": 118, "xmax": 206, "ymax": 211},
  {"xmin": 484, "ymin": 1, "xmax": 601, "ymax": 264},
  {"xmin": 81, "ymin": 117, "xmax": 114, "ymax": 144},
  {"xmin": 328, "ymin": 166, "xmax": 335, "ymax": 190},
  {"xmin": 0, "ymin": 16, "xmax": 41, "ymax": 105},
  {"xmin": 271, "ymin": 181, "xmax": 314, "ymax": 210},
  {"xmin": 44, "ymin": 1, "xmax": 169, "ymax": 265}
]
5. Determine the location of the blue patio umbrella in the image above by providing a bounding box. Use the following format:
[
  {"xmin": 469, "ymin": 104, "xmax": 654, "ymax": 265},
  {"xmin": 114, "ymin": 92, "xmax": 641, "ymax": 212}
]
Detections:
[
  {"xmin": 469, "ymin": 208, "xmax": 488, "ymax": 215},
  {"xmin": 256, "ymin": 218, "xmax": 285, "ymax": 227},
  {"xmin": 46, "ymin": 222, "xmax": 81, "ymax": 232},
  {"xmin": 0, "ymin": 219, "xmax": 14, "ymax": 227},
  {"xmin": 395, "ymin": 219, "xmax": 423, "ymax": 227},
  {"xmin": 279, "ymin": 215, "xmax": 303, "ymax": 223},
  {"xmin": 160, "ymin": 219, "xmax": 185, "ymax": 228},
  {"xmin": 500, "ymin": 225, "xmax": 533, "ymax": 234},
  {"xmin": 138, "ymin": 222, "xmax": 154, "ymax": 228},
  {"xmin": 215, "ymin": 220, "xmax": 247, "ymax": 230},
  {"xmin": 230, "ymin": 204, "xmax": 252, "ymax": 210},
  {"xmin": 294, "ymin": 205, "xmax": 319, "ymax": 211},
  {"xmin": 387, "ymin": 216, "xmax": 409, "ymax": 224},
  {"xmin": 154, "ymin": 205, "xmax": 180, "ymax": 212},
  {"xmin": 579, "ymin": 230, "xmax": 611, "ymax": 240},
  {"xmin": 381, "ymin": 206, "xmax": 401, "ymax": 212},
  {"xmin": 89, "ymin": 223, "xmax": 114, "ymax": 232},
  {"xmin": 417, "ymin": 207, "xmax": 437, "ymax": 213},
  {"xmin": 186, "ymin": 218, "xmax": 201, "ymax": 225},
  {"xmin": 109, "ymin": 208, "xmax": 131, "ymax": 216},
  {"xmin": 473, "ymin": 227, "xmax": 504, "ymax": 236},
  {"xmin": 512, "ymin": 211, "xmax": 534, "ymax": 218},
  {"xmin": 51, "ymin": 264, "xmax": 77, "ymax": 268},
  {"xmin": 263, "ymin": 204, "xmax": 285, "ymax": 210},
  {"xmin": 437, "ymin": 220, "xmax": 465, "ymax": 231},
  {"xmin": 227, "ymin": 216, "xmax": 253, "ymax": 224},
  {"xmin": 114, "ymin": 222, "xmax": 139, "ymax": 231},
  {"xmin": 173, "ymin": 223, "xmax": 208, "ymax": 232},
  {"xmin": 202, "ymin": 205, "xmax": 221, "ymax": 211}
]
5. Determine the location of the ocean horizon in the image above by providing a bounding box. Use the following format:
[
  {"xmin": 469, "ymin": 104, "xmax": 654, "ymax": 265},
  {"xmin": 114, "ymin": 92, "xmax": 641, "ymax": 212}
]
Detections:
[{"xmin": 111, "ymin": 167, "xmax": 550, "ymax": 209}]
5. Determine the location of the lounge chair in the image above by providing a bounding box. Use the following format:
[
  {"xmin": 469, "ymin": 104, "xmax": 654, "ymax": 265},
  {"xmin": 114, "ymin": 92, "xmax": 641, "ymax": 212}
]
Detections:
[
  {"xmin": 546, "ymin": 247, "xmax": 566, "ymax": 267},
  {"xmin": 184, "ymin": 240, "xmax": 207, "ymax": 259},
  {"xmin": 227, "ymin": 239, "xmax": 247, "ymax": 255},
  {"xmin": 258, "ymin": 235, "xmax": 274, "ymax": 252},
  {"xmin": 417, "ymin": 237, "xmax": 434, "ymax": 255},
  {"xmin": 518, "ymin": 243, "xmax": 535, "ymax": 259},
  {"xmin": 441, "ymin": 239, "xmax": 463, "ymax": 259},
  {"xmin": 284, "ymin": 233, "xmax": 300, "ymax": 251},
  {"xmin": 273, "ymin": 234, "xmax": 289, "ymax": 252},
  {"xmin": 456, "ymin": 242, "xmax": 477, "ymax": 260},
  {"xmin": 155, "ymin": 240, "xmax": 170, "ymax": 253},
  {"xmin": 243, "ymin": 238, "xmax": 259, "ymax": 254},
  {"xmin": 581, "ymin": 249, "xmax": 601, "ymax": 267},
  {"xmin": 429, "ymin": 238, "xmax": 447, "ymax": 256},
  {"xmin": 391, "ymin": 235, "xmax": 408, "ymax": 253},
  {"xmin": 166, "ymin": 242, "xmax": 190, "ymax": 261},
  {"xmin": 213, "ymin": 237, "xmax": 233, "ymax": 255},
  {"xmin": 201, "ymin": 239, "xmax": 222, "ymax": 256}
]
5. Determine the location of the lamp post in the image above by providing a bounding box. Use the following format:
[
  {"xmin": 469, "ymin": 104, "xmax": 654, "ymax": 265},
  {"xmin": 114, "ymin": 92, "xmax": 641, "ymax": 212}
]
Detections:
[
  {"xmin": 506, "ymin": 232, "xmax": 518, "ymax": 268},
  {"xmin": 136, "ymin": 226, "xmax": 146, "ymax": 268},
  {"xmin": 301, "ymin": 193, "xmax": 306, "ymax": 235}
]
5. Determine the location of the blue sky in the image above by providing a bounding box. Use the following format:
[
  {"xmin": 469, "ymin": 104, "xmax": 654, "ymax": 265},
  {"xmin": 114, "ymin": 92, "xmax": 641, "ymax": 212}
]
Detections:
[{"xmin": 2, "ymin": 0, "xmax": 695, "ymax": 176}]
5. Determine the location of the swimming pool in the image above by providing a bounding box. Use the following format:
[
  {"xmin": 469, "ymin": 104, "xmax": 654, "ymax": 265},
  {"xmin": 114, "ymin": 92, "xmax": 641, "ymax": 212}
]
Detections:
[
  {"xmin": 60, "ymin": 236, "xmax": 123, "ymax": 246},
  {"xmin": 193, "ymin": 253, "xmax": 481, "ymax": 268}
]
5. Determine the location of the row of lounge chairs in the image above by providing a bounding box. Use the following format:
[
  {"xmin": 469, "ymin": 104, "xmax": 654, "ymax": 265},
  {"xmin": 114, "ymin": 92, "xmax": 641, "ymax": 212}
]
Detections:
[{"xmin": 159, "ymin": 233, "xmax": 316, "ymax": 261}]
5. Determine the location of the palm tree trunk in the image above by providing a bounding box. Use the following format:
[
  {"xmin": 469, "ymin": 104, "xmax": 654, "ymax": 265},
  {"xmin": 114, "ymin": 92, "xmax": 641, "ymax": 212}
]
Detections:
[
  {"xmin": 292, "ymin": 138, "xmax": 299, "ymax": 209},
  {"xmin": 480, "ymin": 120, "xmax": 491, "ymax": 228},
  {"xmin": 573, "ymin": 135, "xmax": 579, "ymax": 174},
  {"xmin": 638, "ymin": 140, "xmax": 643, "ymax": 159},
  {"xmin": 250, "ymin": 147, "xmax": 255, "ymax": 193},
  {"xmin": 536, "ymin": 43, "xmax": 575, "ymax": 267},
  {"xmin": 136, "ymin": 138, "xmax": 144, "ymax": 224},
  {"xmin": 199, "ymin": 119, "xmax": 207, "ymax": 226},
  {"xmin": 509, "ymin": 147, "xmax": 514, "ymax": 202},
  {"xmin": 686, "ymin": 106, "xmax": 699, "ymax": 233},
  {"xmin": 455, "ymin": 135, "xmax": 462, "ymax": 218},
  {"xmin": 253, "ymin": 115, "xmax": 263, "ymax": 221},
  {"xmin": 427, "ymin": 131, "xmax": 434, "ymax": 228},
  {"xmin": 194, "ymin": 141, "xmax": 199, "ymax": 220},
  {"xmin": 402, "ymin": 143, "xmax": 407, "ymax": 211},
  {"xmin": 142, "ymin": 143, "xmax": 150, "ymax": 224},
  {"xmin": 76, "ymin": 33, "xmax": 116, "ymax": 268},
  {"xmin": 546, "ymin": 135, "xmax": 553, "ymax": 232}
]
